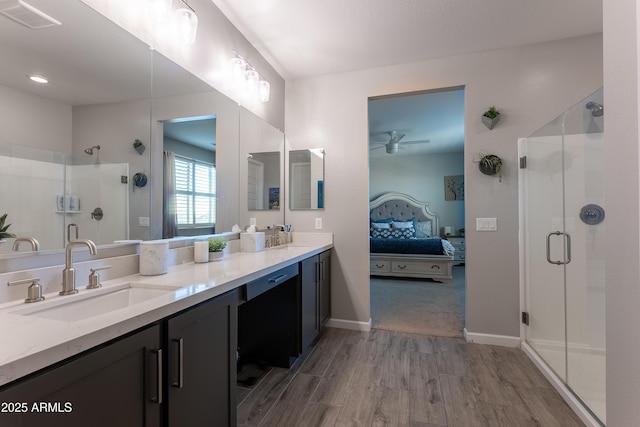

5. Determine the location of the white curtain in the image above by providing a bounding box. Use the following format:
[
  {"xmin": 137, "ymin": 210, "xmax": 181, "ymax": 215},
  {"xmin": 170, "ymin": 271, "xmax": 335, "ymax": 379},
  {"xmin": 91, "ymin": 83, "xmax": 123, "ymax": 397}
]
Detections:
[{"xmin": 163, "ymin": 151, "xmax": 177, "ymax": 238}]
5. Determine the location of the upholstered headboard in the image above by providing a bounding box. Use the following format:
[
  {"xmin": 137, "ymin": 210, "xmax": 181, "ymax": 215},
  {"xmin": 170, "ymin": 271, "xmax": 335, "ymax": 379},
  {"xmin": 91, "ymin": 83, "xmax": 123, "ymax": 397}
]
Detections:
[{"xmin": 369, "ymin": 192, "xmax": 439, "ymax": 236}]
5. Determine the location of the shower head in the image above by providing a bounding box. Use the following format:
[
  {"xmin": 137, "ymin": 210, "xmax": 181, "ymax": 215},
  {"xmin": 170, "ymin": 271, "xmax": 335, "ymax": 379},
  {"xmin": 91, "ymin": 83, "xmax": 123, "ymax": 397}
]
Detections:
[
  {"xmin": 84, "ymin": 145, "xmax": 100, "ymax": 155},
  {"xmin": 586, "ymin": 101, "xmax": 604, "ymax": 117}
]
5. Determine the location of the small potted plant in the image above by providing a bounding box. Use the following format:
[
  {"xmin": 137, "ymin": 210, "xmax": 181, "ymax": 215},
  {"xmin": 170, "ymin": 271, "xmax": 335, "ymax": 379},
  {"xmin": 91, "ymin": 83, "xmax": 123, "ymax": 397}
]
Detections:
[
  {"xmin": 475, "ymin": 153, "xmax": 503, "ymax": 182},
  {"xmin": 133, "ymin": 139, "xmax": 145, "ymax": 155},
  {"xmin": 482, "ymin": 106, "xmax": 501, "ymax": 130},
  {"xmin": 208, "ymin": 237, "xmax": 227, "ymax": 261},
  {"xmin": 0, "ymin": 213, "xmax": 16, "ymax": 242}
]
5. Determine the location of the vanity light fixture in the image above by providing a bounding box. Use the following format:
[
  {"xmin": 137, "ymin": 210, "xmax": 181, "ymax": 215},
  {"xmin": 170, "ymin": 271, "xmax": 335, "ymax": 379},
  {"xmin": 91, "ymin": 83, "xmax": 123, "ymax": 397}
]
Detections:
[
  {"xmin": 174, "ymin": 0, "xmax": 197, "ymax": 44},
  {"xmin": 28, "ymin": 74, "xmax": 48, "ymax": 84},
  {"xmin": 231, "ymin": 50, "xmax": 271, "ymax": 102}
]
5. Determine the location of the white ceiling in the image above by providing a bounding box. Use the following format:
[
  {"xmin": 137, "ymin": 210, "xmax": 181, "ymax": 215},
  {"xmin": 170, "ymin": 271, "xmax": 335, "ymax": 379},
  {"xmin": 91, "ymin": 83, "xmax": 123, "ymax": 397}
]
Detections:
[{"xmin": 212, "ymin": 0, "xmax": 602, "ymax": 156}]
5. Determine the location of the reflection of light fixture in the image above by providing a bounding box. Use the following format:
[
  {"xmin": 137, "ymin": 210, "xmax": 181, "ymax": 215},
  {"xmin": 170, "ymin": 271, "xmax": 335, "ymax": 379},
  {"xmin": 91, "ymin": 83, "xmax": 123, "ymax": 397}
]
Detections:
[
  {"xmin": 29, "ymin": 74, "xmax": 48, "ymax": 84},
  {"xmin": 259, "ymin": 80, "xmax": 270, "ymax": 102},
  {"xmin": 174, "ymin": 0, "xmax": 197, "ymax": 44}
]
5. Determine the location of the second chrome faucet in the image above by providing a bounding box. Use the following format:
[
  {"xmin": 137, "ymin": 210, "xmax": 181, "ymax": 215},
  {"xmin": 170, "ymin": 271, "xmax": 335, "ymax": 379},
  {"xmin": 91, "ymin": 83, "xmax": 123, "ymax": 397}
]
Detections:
[{"xmin": 60, "ymin": 239, "xmax": 97, "ymax": 295}]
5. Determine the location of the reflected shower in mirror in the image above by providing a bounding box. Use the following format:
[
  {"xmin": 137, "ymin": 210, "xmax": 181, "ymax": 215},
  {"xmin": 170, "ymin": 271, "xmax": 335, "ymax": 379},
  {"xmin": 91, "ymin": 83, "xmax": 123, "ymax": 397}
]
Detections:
[
  {"xmin": 289, "ymin": 149, "xmax": 325, "ymax": 210},
  {"xmin": 248, "ymin": 152, "xmax": 281, "ymax": 210}
]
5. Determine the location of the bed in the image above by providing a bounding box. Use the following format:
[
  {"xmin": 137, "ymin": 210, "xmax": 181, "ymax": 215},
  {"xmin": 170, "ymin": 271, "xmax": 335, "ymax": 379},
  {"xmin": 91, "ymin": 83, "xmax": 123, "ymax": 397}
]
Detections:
[{"xmin": 369, "ymin": 192, "xmax": 454, "ymax": 282}]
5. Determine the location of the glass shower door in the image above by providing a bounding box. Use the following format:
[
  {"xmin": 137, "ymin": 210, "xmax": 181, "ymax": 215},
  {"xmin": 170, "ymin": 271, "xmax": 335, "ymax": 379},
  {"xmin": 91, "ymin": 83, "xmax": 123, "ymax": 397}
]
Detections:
[{"xmin": 521, "ymin": 88, "xmax": 606, "ymax": 424}]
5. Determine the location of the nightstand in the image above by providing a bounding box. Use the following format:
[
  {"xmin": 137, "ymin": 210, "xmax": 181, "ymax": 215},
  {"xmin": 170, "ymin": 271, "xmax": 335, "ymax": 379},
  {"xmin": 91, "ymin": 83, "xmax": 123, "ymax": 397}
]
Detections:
[{"xmin": 445, "ymin": 235, "xmax": 466, "ymax": 265}]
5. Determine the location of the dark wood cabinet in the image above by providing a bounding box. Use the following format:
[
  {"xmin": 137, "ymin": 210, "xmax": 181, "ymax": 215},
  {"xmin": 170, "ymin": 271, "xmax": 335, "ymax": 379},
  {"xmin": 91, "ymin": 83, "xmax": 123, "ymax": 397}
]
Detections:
[
  {"xmin": 166, "ymin": 288, "xmax": 238, "ymax": 427},
  {"xmin": 0, "ymin": 324, "xmax": 162, "ymax": 427},
  {"xmin": 300, "ymin": 250, "xmax": 331, "ymax": 353}
]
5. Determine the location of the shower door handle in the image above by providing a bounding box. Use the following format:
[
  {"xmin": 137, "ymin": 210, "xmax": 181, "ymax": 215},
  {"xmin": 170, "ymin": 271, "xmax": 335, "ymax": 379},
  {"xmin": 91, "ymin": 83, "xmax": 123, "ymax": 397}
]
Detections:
[{"xmin": 546, "ymin": 231, "xmax": 571, "ymax": 265}]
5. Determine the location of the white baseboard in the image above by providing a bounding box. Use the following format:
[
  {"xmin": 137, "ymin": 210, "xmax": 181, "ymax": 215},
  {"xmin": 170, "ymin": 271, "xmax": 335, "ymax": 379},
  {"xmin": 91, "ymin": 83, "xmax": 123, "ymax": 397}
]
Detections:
[
  {"xmin": 522, "ymin": 342, "xmax": 602, "ymax": 427},
  {"xmin": 463, "ymin": 328, "xmax": 520, "ymax": 347},
  {"xmin": 325, "ymin": 317, "xmax": 372, "ymax": 332}
]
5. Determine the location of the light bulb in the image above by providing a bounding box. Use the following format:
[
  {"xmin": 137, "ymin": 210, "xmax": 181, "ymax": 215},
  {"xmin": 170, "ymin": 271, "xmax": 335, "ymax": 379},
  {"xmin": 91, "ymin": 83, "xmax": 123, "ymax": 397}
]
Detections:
[
  {"xmin": 259, "ymin": 80, "xmax": 270, "ymax": 102},
  {"xmin": 230, "ymin": 57, "xmax": 246, "ymax": 81},
  {"xmin": 174, "ymin": 7, "xmax": 198, "ymax": 44}
]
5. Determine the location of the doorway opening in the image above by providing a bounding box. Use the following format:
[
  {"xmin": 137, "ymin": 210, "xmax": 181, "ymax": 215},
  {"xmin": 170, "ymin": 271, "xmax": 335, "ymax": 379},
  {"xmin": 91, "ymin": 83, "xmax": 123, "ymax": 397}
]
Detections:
[{"xmin": 368, "ymin": 86, "xmax": 466, "ymax": 337}]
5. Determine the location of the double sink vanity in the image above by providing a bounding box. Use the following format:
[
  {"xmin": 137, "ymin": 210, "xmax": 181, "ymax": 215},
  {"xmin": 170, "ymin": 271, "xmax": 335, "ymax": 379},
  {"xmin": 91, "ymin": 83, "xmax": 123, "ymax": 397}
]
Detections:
[{"xmin": 0, "ymin": 234, "xmax": 332, "ymax": 426}]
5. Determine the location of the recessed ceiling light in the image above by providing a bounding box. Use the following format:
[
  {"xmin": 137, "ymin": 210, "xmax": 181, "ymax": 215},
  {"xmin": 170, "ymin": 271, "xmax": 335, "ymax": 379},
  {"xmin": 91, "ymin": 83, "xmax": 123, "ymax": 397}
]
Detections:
[{"xmin": 29, "ymin": 75, "xmax": 48, "ymax": 84}]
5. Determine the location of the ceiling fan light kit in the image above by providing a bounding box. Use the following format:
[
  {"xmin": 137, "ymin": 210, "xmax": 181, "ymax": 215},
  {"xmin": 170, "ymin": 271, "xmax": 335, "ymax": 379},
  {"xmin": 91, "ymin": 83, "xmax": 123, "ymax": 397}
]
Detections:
[{"xmin": 370, "ymin": 130, "xmax": 430, "ymax": 155}]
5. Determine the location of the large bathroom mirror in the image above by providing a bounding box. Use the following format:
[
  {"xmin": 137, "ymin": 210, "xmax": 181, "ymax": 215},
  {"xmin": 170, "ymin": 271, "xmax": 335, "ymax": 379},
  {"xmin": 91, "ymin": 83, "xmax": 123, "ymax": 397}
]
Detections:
[
  {"xmin": 0, "ymin": 0, "xmax": 153, "ymax": 252},
  {"xmin": 239, "ymin": 108, "xmax": 285, "ymax": 229},
  {"xmin": 289, "ymin": 149, "xmax": 325, "ymax": 210}
]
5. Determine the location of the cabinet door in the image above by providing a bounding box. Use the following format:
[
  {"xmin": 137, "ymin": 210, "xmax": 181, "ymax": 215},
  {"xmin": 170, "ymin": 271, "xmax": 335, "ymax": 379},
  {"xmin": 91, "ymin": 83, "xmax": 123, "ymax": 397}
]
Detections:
[
  {"xmin": 300, "ymin": 255, "xmax": 320, "ymax": 351},
  {"xmin": 0, "ymin": 325, "xmax": 162, "ymax": 427},
  {"xmin": 318, "ymin": 250, "xmax": 331, "ymax": 327},
  {"xmin": 166, "ymin": 289, "xmax": 238, "ymax": 427}
]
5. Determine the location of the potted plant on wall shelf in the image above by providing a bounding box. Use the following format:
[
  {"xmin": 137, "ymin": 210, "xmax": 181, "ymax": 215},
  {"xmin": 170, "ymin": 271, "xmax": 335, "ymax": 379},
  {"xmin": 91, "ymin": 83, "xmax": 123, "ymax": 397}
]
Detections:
[
  {"xmin": 475, "ymin": 153, "xmax": 503, "ymax": 182},
  {"xmin": 482, "ymin": 106, "xmax": 501, "ymax": 130},
  {"xmin": 208, "ymin": 237, "xmax": 227, "ymax": 261},
  {"xmin": 0, "ymin": 213, "xmax": 16, "ymax": 242},
  {"xmin": 133, "ymin": 139, "xmax": 145, "ymax": 155}
]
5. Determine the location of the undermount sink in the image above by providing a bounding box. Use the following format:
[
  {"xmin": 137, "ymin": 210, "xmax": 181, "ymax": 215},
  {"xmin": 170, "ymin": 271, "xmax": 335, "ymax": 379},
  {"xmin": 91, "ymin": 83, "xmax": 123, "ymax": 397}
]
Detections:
[{"xmin": 10, "ymin": 283, "xmax": 182, "ymax": 322}]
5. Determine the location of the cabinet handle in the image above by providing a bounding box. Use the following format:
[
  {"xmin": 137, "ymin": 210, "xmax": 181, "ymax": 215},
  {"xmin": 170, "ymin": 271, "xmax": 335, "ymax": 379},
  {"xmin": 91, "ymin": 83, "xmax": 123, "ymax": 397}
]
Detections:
[
  {"xmin": 268, "ymin": 274, "xmax": 289, "ymax": 284},
  {"xmin": 319, "ymin": 261, "xmax": 324, "ymax": 281},
  {"xmin": 375, "ymin": 264, "xmax": 385, "ymax": 268},
  {"xmin": 396, "ymin": 264, "xmax": 407, "ymax": 270},
  {"xmin": 430, "ymin": 265, "xmax": 440, "ymax": 269},
  {"xmin": 151, "ymin": 349, "xmax": 163, "ymax": 404},
  {"xmin": 172, "ymin": 338, "xmax": 184, "ymax": 389}
]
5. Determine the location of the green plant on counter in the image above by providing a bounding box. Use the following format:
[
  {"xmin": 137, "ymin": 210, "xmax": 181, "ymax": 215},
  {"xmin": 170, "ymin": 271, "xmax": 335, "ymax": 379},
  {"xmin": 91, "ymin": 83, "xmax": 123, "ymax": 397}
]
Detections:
[
  {"xmin": 208, "ymin": 237, "xmax": 227, "ymax": 252},
  {"xmin": 0, "ymin": 213, "xmax": 16, "ymax": 239}
]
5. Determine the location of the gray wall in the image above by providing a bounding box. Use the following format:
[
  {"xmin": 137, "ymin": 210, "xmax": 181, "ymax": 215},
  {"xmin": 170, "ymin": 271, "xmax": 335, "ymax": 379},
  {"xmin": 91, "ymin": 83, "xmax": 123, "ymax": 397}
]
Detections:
[{"xmin": 285, "ymin": 34, "xmax": 603, "ymax": 335}]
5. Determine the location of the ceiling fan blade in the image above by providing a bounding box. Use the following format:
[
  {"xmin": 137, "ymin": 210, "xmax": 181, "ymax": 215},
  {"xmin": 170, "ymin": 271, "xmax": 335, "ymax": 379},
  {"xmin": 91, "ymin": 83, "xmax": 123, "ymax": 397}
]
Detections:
[{"xmin": 401, "ymin": 139, "xmax": 430, "ymax": 145}]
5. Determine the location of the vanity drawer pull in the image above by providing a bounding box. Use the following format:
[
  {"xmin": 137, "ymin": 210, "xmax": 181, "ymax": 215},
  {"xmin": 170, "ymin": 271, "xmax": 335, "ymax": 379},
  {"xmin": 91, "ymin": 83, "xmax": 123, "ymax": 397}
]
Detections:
[
  {"xmin": 151, "ymin": 348, "xmax": 163, "ymax": 404},
  {"xmin": 244, "ymin": 264, "xmax": 298, "ymax": 301}
]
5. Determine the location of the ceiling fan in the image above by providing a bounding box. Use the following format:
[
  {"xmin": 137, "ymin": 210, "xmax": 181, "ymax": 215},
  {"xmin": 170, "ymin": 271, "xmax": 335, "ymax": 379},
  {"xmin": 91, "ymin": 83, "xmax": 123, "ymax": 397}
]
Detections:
[{"xmin": 370, "ymin": 130, "xmax": 430, "ymax": 154}]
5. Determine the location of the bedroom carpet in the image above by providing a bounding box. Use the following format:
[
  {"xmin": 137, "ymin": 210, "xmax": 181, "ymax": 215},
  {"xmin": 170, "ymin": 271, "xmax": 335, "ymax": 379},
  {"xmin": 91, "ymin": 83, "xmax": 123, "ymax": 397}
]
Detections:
[{"xmin": 370, "ymin": 266, "xmax": 465, "ymax": 337}]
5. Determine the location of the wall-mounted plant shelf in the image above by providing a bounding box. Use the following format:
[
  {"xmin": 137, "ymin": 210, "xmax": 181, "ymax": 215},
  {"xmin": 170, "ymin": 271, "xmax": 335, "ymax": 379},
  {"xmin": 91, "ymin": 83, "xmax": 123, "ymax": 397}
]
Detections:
[{"xmin": 482, "ymin": 106, "xmax": 501, "ymax": 130}]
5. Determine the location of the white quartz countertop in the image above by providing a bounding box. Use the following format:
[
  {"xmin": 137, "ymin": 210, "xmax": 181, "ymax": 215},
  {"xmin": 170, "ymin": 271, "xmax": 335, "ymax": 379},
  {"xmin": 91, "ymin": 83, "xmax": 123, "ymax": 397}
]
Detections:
[{"xmin": 0, "ymin": 240, "xmax": 332, "ymax": 387}]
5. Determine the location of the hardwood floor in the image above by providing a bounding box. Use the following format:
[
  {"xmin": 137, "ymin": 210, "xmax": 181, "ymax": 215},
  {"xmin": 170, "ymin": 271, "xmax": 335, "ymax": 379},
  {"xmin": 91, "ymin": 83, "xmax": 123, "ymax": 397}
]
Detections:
[{"xmin": 237, "ymin": 328, "xmax": 585, "ymax": 427}]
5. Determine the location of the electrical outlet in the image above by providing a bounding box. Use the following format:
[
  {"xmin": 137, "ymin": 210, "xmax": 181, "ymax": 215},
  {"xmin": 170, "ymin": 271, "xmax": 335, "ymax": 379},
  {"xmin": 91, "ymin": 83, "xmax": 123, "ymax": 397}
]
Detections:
[
  {"xmin": 315, "ymin": 218, "xmax": 323, "ymax": 230},
  {"xmin": 139, "ymin": 216, "xmax": 150, "ymax": 227}
]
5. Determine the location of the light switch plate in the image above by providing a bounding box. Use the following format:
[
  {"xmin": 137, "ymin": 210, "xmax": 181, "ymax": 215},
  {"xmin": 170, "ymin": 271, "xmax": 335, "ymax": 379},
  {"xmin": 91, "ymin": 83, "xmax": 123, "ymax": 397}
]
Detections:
[
  {"xmin": 139, "ymin": 216, "xmax": 150, "ymax": 227},
  {"xmin": 476, "ymin": 217, "xmax": 497, "ymax": 231},
  {"xmin": 315, "ymin": 218, "xmax": 323, "ymax": 230},
  {"xmin": 250, "ymin": 218, "xmax": 256, "ymax": 226}
]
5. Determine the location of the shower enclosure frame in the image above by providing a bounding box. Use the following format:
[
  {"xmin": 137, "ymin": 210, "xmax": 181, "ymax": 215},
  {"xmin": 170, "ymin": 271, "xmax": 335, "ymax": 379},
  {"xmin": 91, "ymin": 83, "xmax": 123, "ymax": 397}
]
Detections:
[{"xmin": 518, "ymin": 88, "xmax": 605, "ymax": 427}]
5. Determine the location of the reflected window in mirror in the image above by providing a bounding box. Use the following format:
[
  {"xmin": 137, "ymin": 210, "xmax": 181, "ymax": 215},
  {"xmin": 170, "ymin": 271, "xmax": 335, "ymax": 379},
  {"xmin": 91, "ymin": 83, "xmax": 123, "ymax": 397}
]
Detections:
[
  {"xmin": 162, "ymin": 116, "xmax": 217, "ymax": 238},
  {"xmin": 289, "ymin": 149, "xmax": 325, "ymax": 210},
  {"xmin": 248, "ymin": 152, "xmax": 280, "ymax": 210}
]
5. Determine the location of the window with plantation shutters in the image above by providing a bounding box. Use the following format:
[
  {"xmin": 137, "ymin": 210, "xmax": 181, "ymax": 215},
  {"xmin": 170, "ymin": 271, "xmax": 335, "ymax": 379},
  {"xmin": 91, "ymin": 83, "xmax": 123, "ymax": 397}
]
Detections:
[{"xmin": 174, "ymin": 155, "xmax": 216, "ymax": 227}]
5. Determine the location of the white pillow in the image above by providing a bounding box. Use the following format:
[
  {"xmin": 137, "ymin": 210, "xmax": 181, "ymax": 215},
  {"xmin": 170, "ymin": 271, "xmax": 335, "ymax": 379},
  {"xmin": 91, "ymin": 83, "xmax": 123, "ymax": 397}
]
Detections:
[
  {"xmin": 415, "ymin": 221, "xmax": 432, "ymax": 238},
  {"xmin": 371, "ymin": 222, "xmax": 391, "ymax": 229},
  {"xmin": 392, "ymin": 220, "xmax": 414, "ymax": 229}
]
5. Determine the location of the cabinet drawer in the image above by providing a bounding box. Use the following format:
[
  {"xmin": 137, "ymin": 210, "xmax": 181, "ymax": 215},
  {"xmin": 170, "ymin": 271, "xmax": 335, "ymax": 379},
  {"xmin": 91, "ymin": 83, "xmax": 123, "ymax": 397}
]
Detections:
[
  {"xmin": 390, "ymin": 260, "xmax": 448, "ymax": 277},
  {"xmin": 370, "ymin": 259, "xmax": 391, "ymax": 273},
  {"xmin": 244, "ymin": 264, "xmax": 298, "ymax": 301}
]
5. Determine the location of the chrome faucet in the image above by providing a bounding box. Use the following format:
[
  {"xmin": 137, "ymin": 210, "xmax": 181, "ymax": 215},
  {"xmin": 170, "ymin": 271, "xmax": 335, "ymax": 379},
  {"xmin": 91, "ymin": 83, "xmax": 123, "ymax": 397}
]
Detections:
[
  {"xmin": 12, "ymin": 237, "xmax": 40, "ymax": 252},
  {"xmin": 60, "ymin": 239, "xmax": 97, "ymax": 295}
]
